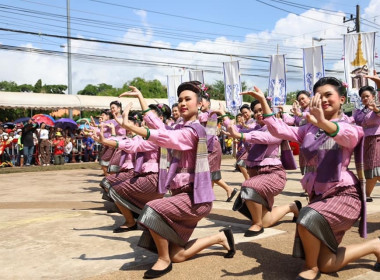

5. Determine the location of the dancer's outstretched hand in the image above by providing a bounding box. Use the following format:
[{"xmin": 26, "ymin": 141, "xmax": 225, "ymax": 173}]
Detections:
[
  {"xmin": 306, "ymin": 93, "xmax": 324, "ymax": 126},
  {"xmin": 240, "ymin": 86, "xmax": 266, "ymax": 100},
  {"xmin": 119, "ymin": 86, "xmax": 142, "ymax": 98}
]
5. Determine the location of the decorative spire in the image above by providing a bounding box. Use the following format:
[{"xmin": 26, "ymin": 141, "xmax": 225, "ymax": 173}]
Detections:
[{"xmin": 351, "ymin": 34, "xmax": 367, "ymax": 67}]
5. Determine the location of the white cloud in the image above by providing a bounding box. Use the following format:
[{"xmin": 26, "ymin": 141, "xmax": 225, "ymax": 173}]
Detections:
[{"xmin": 1, "ymin": 1, "xmax": 378, "ymax": 95}]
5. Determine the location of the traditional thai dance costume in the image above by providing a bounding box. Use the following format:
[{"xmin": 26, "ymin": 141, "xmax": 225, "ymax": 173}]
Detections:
[
  {"xmin": 227, "ymin": 118, "xmax": 295, "ymax": 218},
  {"xmin": 97, "ymin": 118, "xmax": 126, "ymax": 169},
  {"xmin": 107, "ymin": 135, "xmax": 163, "ymax": 217},
  {"xmin": 100, "ymin": 135, "xmax": 136, "ymax": 193},
  {"xmin": 235, "ymin": 119, "xmax": 257, "ymax": 169},
  {"xmin": 353, "ymin": 108, "xmax": 380, "ymax": 179},
  {"xmin": 137, "ymin": 111, "xmax": 215, "ymax": 252},
  {"xmin": 282, "ymin": 107, "xmax": 310, "ymax": 127},
  {"xmin": 199, "ymin": 111, "xmax": 223, "ymax": 180},
  {"xmin": 263, "ymin": 115, "xmax": 366, "ymax": 256}
]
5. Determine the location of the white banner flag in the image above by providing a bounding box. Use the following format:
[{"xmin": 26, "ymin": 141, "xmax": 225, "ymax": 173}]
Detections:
[
  {"xmin": 344, "ymin": 32, "xmax": 376, "ymax": 107},
  {"xmin": 303, "ymin": 46, "xmax": 325, "ymax": 94},
  {"xmin": 268, "ymin": 55, "xmax": 287, "ymax": 107},
  {"xmin": 189, "ymin": 70, "xmax": 204, "ymax": 84},
  {"xmin": 223, "ymin": 61, "xmax": 242, "ymax": 116},
  {"xmin": 167, "ymin": 75, "xmax": 183, "ymax": 108}
]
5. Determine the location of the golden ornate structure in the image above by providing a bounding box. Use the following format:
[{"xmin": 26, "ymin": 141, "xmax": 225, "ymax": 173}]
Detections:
[{"xmin": 351, "ymin": 34, "xmax": 367, "ymax": 67}]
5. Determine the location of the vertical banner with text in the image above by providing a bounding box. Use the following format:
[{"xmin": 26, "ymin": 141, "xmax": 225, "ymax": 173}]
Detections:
[
  {"xmin": 167, "ymin": 75, "xmax": 183, "ymax": 108},
  {"xmin": 268, "ymin": 54, "xmax": 287, "ymax": 108},
  {"xmin": 189, "ymin": 70, "xmax": 205, "ymax": 84},
  {"xmin": 303, "ymin": 46, "xmax": 325, "ymax": 94},
  {"xmin": 223, "ymin": 61, "xmax": 242, "ymax": 116}
]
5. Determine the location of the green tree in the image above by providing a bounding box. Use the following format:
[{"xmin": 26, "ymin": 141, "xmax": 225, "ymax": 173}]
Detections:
[
  {"xmin": 19, "ymin": 84, "xmax": 34, "ymax": 92},
  {"xmin": 286, "ymin": 91, "xmax": 298, "ymax": 105},
  {"xmin": 77, "ymin": 84, "xmax": 99, "ymax": 96},
  {"xmin": 0, "ymin": 81, "xmax": 19, "ymax": 92},
  {"xmin": 127, "ymin": 77, "xmax": 167, "ymax": 98},
  {"xmin": 34, "ymin": 79, "xmax": 42, "ymax": 93}
]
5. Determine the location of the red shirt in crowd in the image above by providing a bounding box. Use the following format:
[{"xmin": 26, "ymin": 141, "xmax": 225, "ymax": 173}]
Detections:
[{"xmin": 53, "ymin": 139, "xmax": 65, "ymax": 155}]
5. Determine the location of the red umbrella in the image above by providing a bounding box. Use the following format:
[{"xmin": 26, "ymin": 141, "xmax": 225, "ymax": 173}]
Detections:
[{"xmin": 32, "ymin": 114, "xmax": 55, "ymax": 126}]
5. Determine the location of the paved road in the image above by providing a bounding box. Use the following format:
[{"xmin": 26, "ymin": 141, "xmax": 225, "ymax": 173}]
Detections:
[{"xmin": 1, "ymin": 158, "xmax": 380, "ymax": 279}]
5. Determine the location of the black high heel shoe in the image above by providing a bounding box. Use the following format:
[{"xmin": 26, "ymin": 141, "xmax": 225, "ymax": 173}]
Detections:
[
  {"xmin": 220, "ymin": 228, "xmax": 236, "ymax": 258},
  {"xmin": 292, "ymin": 200, "xmax": 302, "ymax": 223},
  {"xmin": 226, "ymin": 188, "xmax": 238, "ymax": 202},
  {"xmin": 144, "ymin": 262, "xmax": 172, "ymax": 279}
]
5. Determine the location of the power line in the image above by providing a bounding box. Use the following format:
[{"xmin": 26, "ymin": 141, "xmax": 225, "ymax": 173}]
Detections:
[
  {"xmin": 4, "ymin": 2, "xmax": 347, "ymax": 56},
  {"xmin": 256, "ymin": 0, "xmax": 348, "ymax": 27},
  {"xmin": 266, "ymin": 0, "xmax": 351, "ymax": 16},
  {"xmin": 0, "ymin": 4, "xmax": 298, "ymax": 53},
  {"xmin": 0, "ymin": 43, "xmax": 343, "ymax": 76},
  {"xmin": 0, "ymin": 27, "xmax": 281, "ymax": 62},
  {"xmin": 89, "ymin": 0, "xmax": 270, "ymax": 33}
]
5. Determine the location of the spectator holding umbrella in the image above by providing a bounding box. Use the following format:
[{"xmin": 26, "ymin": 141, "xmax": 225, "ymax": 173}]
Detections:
[{"xmin": 21, "ymin": 118, "xmax": 38, "ymax": 166}]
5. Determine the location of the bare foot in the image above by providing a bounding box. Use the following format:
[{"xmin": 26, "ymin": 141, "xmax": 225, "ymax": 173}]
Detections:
[
  {"xmin": 218, "ymin": 231, "xmax": 230, "ymax": 251},
  {"xmin": 374, "ymin": 237, "xmax": 380, "ymax": 262},
  {"xmin": 298, "ymin": 267, "xmax": 319, "ymax": 280},
  {"xmin": 290, "ymin": 202, "xmax": 299, "ymax": 216},
  {"xmin": 248, "ymin": 224, "xmax": 263, "ymax": 231},
  {"xmin": 151, "ymin": 257, "xmax": 171, "ymax": 270},
  {"xmin": 118, "ymin": 221, "xmax": 136, "ymax": 229}
]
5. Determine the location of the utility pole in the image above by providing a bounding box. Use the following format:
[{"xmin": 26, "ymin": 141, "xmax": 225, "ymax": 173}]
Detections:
[
  {"xmin": 67, "ymin": 0, "xmax": 73, "ymax": 119},
  {"xmin": 343, "ymin": 4, "xmax": 360, "ymax": 33}
]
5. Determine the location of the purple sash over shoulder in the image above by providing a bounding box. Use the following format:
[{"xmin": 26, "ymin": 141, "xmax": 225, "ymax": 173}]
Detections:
[
  {"xmin": 354, "ymin": 137, "xmax": 367, "ymax": 238},
  {"xmin": 247, "ymin": 125, "xmax": 297, "ymax": 170},
  {"xmin": 134, "ymin": 152, "xmax": 144, "ymax": 173},
  {"xmin": 280, "ymin": 140, "xmax": 297, "ymax": 170},
  {"xmin": 300, "ymin": 119, "xmax": 366, "ymax": 237},
  {"xmin": 300, "ymin": 128, "xmax": 342, "ymax": 184},
  {"xmin": 247, "ymin": 126, "xmax": 269, "ymax": 164},
  {"xmin": 157, "ymin": 122, "xmax": 215, "ymax": 204}
]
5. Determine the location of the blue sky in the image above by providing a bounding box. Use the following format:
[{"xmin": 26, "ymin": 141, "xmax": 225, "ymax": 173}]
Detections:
[{"xmin": 0, "ymin": 0, "xmax": 379, "ymax": 94}]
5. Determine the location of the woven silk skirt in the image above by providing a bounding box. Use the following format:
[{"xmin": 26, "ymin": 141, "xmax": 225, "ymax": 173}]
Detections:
[
  {"xmin": 137, "ymin": 184, "xmax": 212, "ymax": 253},
  {"xmin": 364, "ymin": 134, "xmax": 380, "ymax": 179},
  {"xmin": 109, "ymin": 172, "xmax": 162, "ymax": 213},
  {"xmin": 102, "ymin": 169, "xmax": 135, "ymax": 189},
  {"xmin": 99, "ymin": 146, "xmax": 114, "ymax": 167},
  {"xmin": 208, "ymin": 140, "xmax": 222, "ymax": 181},
  {"xmin": 293, "ymin": 184, "xmax": 362, "ymax": 257},
  {"xmin": 107, "ymin": 149, "xmax": 123, "ymax": 173},
  {"xmin": 233, "ymin": 165, "xmax": 286, "ymax": 219}
]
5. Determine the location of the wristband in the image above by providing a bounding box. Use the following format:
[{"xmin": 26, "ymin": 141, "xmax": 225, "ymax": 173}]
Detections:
[
  {"xmin": 144, "ymin": 127, "xmax": 151, "ymax": 140},
  {"xmin": 240, "ymin": 132, "xmax": 244, "ymax": 141},
  {"xmin": 219, "ymin": 114, "xmax": 228, "ymax": 118},
  {"xmin": 115, "ymin": 140, "xmax": 119, "ymax": 149},
  {"xmin": 111, "ymin": 134, "xmax": 116, "ymax": 137},
  {"xmin": 325, "ymin": 122, "xmax": 340, "ymax": 137},
  {"xmin": 142, "ymin": 108, "xmax": 151, "ymax": 115},
  {"xmin": 262, "ymin": 113, "xmax": 275, "ymax": 118}
]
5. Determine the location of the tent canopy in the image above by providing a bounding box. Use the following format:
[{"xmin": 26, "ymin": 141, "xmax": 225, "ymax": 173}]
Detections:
[
  {"xmin": 0, "ymin": 91, "xmax": 242, "ymax": 111},
  {"xmin": 0, "ymin": 91, "xmax": 169, "ymax": 111}
]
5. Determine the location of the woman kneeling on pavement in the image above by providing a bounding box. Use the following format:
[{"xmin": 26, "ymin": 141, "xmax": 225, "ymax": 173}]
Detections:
[
  {"xmin": 216, "ymin": 100, "xmax": 301, "ymax": 237},
  {"xmin": 245, "ymin": 77, "xmax": 380, "ymax": 280},
  {"xmin": 119, "ymin": 81, "xmax": 235, "ymax": 279}
]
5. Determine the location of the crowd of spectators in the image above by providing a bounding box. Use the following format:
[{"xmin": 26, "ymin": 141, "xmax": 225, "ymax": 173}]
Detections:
[{"xmin": 0, "ymin": 118, "xmax": 101, "ymax": 168}]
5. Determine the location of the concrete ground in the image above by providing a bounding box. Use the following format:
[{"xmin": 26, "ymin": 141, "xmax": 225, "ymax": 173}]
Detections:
[{"xmin": 1, "ymin": 157, "xmax": 380, "ymax": 280}]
